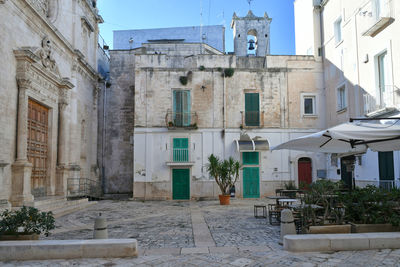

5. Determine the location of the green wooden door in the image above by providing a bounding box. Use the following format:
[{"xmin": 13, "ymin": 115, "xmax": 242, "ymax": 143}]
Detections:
[
  {"xmin": 379, "ymin": 152, "xmax": 394, "ymax": 181},
  {"xmin": 172, "ymin": 169, "xmax": 190, "ymax": 200},
  {"xmin": 243, "ymin": 167, "xmax": 260, "ymax": 198},
  {"xmin": 245, "ymin": 93, "xmax": 259, "ymax": 126}
]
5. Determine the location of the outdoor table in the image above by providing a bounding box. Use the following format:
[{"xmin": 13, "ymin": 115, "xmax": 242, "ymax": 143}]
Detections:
[
  {"xmin": 280, "ymin": 189, "xmax": 301, "ymax": 198},
  {"xmin": 288, "ymin": 203, "xmax": 323, "ymax": 210},
  {"xmin": 278, "ymin": 199, "xmax": 299, "ymax": 207},
  {"xmin": 267, "ymin": 195, "xmax": 288, "ymax": 205}
]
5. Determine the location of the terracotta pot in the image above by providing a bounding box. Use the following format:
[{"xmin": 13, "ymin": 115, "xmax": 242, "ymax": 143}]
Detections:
[
  {"xmin": 0, "ymin": 233, "xmax": 39, "ymax": 241},
  {"xmin": 219, "ymin": 194, "xmax": 230, "ymax": 205}
]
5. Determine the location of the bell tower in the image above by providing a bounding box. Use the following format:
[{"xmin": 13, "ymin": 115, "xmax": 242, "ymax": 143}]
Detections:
[{"xmin": 231, "ymin": 10, "xmax": 272, "ymax": 57}]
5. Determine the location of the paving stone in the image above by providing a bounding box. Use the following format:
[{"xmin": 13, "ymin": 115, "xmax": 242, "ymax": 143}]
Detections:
[{"xmin": 2, "ymin": 200, "xmax": 400, "ymax": 266}]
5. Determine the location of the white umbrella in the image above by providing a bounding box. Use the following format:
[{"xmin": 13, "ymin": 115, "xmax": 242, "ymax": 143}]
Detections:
[{"xmin": 272, "ymin": 119, "xmax": 400, "ymax": 153}]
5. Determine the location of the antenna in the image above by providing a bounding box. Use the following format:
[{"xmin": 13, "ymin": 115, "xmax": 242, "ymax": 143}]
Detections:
[{"xmin": 247, "ymin": 0, "xmax": 253, "ymax": 10}]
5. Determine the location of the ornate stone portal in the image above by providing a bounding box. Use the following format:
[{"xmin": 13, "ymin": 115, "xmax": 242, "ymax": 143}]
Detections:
[{"xmin": 11, "ymin": 37, "xmax": 74, "ymax": 206}]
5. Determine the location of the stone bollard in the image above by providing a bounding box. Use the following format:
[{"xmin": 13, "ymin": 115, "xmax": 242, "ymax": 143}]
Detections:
[
  {"xmin": 93, "ymin": 213, "xmax": 108, "ymax": 239},
  {"xmin": 280, "ymin": 209, "xmax": 296, "ymax": 244}
]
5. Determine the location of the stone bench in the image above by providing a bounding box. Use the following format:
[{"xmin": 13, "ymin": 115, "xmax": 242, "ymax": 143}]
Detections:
[
  {"xmin": 0, "ymin": 239, "xmax": 138, "ymax": 261},
  {"xmin": 284, "ymin": 232, "xmax": 400, "ymax": 252}
]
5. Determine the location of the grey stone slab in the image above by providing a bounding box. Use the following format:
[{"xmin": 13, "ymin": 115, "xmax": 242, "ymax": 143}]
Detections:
[
  {"xmin": 208, "ymin": 246, "xmax": 239, "ymax": 254},
  {"xmin": 144, "ymin": 247, "xmax": 181, "ymax": 256},
  {"xmin": 181, "ymin": 247, "xmax": 210, "ymax": 254}
]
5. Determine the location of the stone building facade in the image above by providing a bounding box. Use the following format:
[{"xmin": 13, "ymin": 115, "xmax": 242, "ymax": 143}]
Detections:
[
  {"xmin": 295, "ymin": 0, "xmax": 400, "ymax": 187},
  {"xmin": 0, "ymin": 0, "xmax": 104, "ymax": 209},
  {"xmin": 103, "ymin": 11, "xmax": 326, "ymax": 199}
]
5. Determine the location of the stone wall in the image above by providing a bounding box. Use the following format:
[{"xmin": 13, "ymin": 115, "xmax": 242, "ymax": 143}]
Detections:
[
  {"xmin": 0, "ymin": 0, "xmax": 101, "ymax": 206},
  {"xmin": 100, "ymin": 50, "xmax": 135, "ymax": 194}
]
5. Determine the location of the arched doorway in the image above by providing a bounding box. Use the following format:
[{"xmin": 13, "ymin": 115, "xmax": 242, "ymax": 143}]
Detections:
[{"xmin": 298, "ymin": 157, "xmax": 312, "ymax": 187}]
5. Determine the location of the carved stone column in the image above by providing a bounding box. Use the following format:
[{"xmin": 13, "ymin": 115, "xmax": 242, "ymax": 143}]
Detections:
[
  {"xmin": 56, "ymin": 101, "xmax": 69, "ymax": 196},
  {"xmin": 56, "ymin": 81, "xmax": 73, "ymax": 196},
  {"xmin": 10, "ymin": 78, "xmax": 34, "ymax": 206}
]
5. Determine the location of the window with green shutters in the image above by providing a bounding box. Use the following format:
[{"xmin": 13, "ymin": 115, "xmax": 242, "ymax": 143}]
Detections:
[
  {"xmin": 173, "ymin": 90, "xmax": 191, "ymax": 127},
  {"xmin": 173, "ymin": 138, "xmax": 189, "ymax": 162},
  {"xmin": 243, "ymin": 152, "xmax": 259, "ymax": 165},
  {"xmin": 245, "ymin": 93, "xmax": 260, "ymax": 126}
]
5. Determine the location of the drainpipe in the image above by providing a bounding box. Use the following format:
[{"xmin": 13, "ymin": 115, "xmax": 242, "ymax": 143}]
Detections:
[
  {"xmin": 222, "ymin": 69, "xmax": 226, "ymax": 159},
  {"xmin": 101, "ymin": 79, "xmax": 108, "ymax": 194}
]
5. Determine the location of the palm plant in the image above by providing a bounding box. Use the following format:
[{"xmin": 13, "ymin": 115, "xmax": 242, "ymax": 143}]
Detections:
[{"xmin": 207, "ymin": 154, "xmax": 240, "ymax": 195}]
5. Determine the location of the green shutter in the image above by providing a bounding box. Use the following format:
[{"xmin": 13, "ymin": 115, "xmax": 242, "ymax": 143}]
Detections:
[
  {"xmin": 379, "ymin": 152, "xmax": 394, "ymax": 181},
  {"xmin": 245, "ymin": 93, "xmax": 260, "ymax": 126},
  {"xmin": 173, "ymin": 90, "xmax": 191, "ymax": 126},
  {"xmin": 243, "ymin": 152, "xmax": 259, "ymax": 165},
  {"xmin": 173, "ymin": 138, "xmax": 189, "ymax": 162}
]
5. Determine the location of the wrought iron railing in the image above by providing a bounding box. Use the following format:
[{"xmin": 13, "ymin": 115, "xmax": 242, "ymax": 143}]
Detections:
[
  {"xmin": 173, "ymin": 148, "xmax": 189, "ymax": 162},
  {"xmin": 363, "ymin": 85, "xmax": 400, "ymax": 115},
  {"xmin": 98, "ymin": 34, "xmax": 110, "ymax": 60},
  {"xmin": 241, "ymin": 111, "xmax": 263, "ymax": 127},
  {"xmin": 165, "ymin": 110, "xmax": 198, "ymax": 129},
  {"xmin": 67, "ymin": 177, "xmax": 102, "ymax": 199}
]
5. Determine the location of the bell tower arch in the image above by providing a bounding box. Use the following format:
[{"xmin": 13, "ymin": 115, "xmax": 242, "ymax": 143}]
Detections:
[{"xmin": 231, "ymin": 10, "xmax": 272, "ymax": 57}]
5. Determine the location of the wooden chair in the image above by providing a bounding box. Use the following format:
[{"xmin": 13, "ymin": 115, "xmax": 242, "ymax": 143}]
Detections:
[{"xmin": 268, "ymin": 204, "xmax": 281, "ymax": 225}]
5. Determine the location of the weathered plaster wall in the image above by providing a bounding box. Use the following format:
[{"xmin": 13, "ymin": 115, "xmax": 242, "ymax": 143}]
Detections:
[
  {"xmin": 114, "ymin": 25, "xmax": 225, "ymax": 52},
  {"xmin": 102, "ymin": 50, "xmax": 135, "ymax": 194}
]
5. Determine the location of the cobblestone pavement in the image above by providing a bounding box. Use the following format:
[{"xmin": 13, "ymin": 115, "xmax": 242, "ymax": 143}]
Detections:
[{"xmin": 2, "ymin": 199, "xmax": 400, "ymax": 266}]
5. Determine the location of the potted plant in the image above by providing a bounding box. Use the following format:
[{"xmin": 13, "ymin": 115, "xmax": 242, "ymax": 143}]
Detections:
[
  {"xmin": 339, "ymin": 185, "xmax": 400, "ymax": 233},
  {"xmin": 168, "ymin": 121, "xmax": 174, "ymax": 127},
  {"xmin": 207, "ymin": 154, "xmax": 240, "ymax": 205},
  {"xmin": 0, "ymin": 206, "xmax": 55, "ymax": 240}
]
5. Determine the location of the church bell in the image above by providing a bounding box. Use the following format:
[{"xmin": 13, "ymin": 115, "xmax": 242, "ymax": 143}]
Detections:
[{"xmin": 248, "ymin": 39, "xmax": 255, "ymax": 50}]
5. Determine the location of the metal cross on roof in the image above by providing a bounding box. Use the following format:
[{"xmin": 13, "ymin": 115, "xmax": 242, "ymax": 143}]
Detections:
[{"xmin": 247, "ymin": 0, "xmax": 254, "ymax": 10}]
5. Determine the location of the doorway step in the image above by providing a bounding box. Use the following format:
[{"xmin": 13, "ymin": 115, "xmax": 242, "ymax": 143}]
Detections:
[{"xmin": 32, "ymin": 196, "xmax": 96, "ymax": 218}]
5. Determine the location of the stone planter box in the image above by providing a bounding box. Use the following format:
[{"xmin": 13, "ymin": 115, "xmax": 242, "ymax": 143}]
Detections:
[
  {"xmin": 0, "ymin": 233, "xmax": 39, "ymax": 241},
  {"xmin": 309, "ymin": 224, "xmax": 351, "ymax": 234},
  {"xmin": 351, "ymin": 223, "xmax": 400, "ymax": 233}
]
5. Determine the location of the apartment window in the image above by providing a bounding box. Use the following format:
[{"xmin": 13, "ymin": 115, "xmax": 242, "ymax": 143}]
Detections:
[
  {"xmin": 302, "ymin": 95, "xmax": 316, "ymax": 116},
  {"xmin": 377, "ymin": 51, "xmax": 389, "ymax": 108},
  {"xmin": 337, "ymin": 85, "xmax": 347, "ymax": 111},
  {"xmin": 334, "ymin": 17, "xmax": 342, "ymax": 44},
  {"xmin": 173, "ymin": 90, "xmax": 191, "ymax": 127},
  {"xmin": 374, "ymin": 0, "xmax": 386, "ymax": 18},
  {"xmin": 245, "ymin": 93, "xmax": 260, "ymax": 126}
]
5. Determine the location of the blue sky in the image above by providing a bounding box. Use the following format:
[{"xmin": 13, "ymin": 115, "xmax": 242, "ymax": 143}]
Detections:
[{"xmin": 98, "ymin": 0, "xmax": 296, "ymax": 55}]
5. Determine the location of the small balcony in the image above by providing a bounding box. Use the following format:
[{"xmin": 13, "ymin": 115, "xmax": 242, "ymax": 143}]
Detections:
[
  {"xmin": 241, "ymin": 111, "xmax": 264, "ymax": 128},
  {"xmin": 165, "ymin": 110, "xmax": 198, "ymax": 130},
  {"xmin": 363, "ymin": 85, "xmax": 400, "ymax": 116},
  {"xmin": 362, "ymin": 0, "xmax": 394, "ymax": 37},
  {"xmin": 166, "ymin": 148, "xmax": 195, "ymax": 166}
]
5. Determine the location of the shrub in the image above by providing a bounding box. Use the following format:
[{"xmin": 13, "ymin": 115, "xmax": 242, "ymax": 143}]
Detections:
[
  {"xmin": 223, "ymin": 68, "xmax": 235, "ymax": 77},
  {"xmin": 179, "ymin": 76, "xmax": 188, "ymax": 85},
  {"xmin": 199, "ymin": 65, "xmax": 205, "ymax": 71},
  {"xmin": 0, "ymin": 206, "xmax": 55, "ymax": 236}
]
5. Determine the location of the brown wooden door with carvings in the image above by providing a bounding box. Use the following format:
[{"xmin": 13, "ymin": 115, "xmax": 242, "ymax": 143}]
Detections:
[{"xmin": 27, "ymin": 99, "xmax": 49, "ymax": 197}]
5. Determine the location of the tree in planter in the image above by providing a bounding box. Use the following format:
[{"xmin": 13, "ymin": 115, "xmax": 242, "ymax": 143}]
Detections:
[
  {"xmin": 0, "ymin": 206, "xmax": 55, "ymax": 238},
  {"xmin": 207, "ymin": 154, "xmax": 240, "ymax": 204}
]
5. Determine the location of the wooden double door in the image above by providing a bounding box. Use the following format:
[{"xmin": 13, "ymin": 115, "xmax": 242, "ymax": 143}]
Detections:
[{"xmin": 27, "ymin": 99, "xmax": 49, "ymax": 197}]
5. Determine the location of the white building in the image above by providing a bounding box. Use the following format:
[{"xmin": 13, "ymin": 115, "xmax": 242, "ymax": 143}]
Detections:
[
  {"xmin": 103, "ymin": 11, "xmax": 326, "ymax": 199},
  {"xmin": 295, "ymin": 0, "xmax": 400, "ymax": 188}
]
